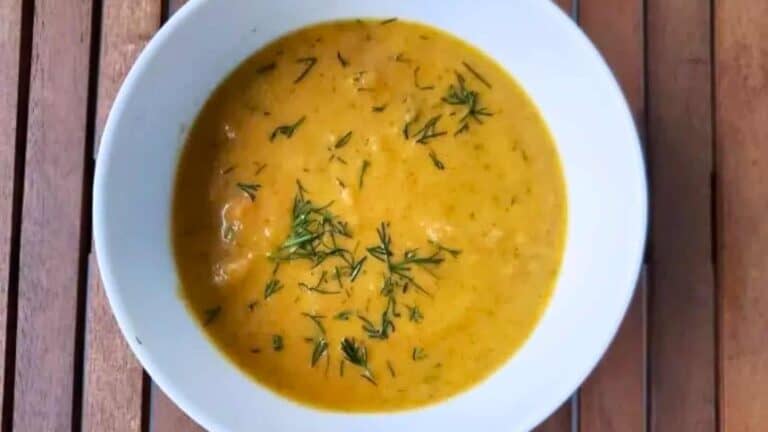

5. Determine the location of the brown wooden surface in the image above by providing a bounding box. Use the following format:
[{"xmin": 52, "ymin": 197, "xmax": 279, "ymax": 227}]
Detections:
[
  {"xmin": 647, "ymin": 1, "xmax": 716, "ymax": 431},
  {"xmin": 578, "ymin": 0, "xmax": 647, "ymax": 431},
  {"xmin": 2, "ymin": 0, "xmax": 768, "ymax": 431},
  {"xmin": 12, "ymin": 0, "xmax": 94, "ymax": 430},
  {"xmin": 82, "ymin": 1, "xmax": 162, "ymax": 431},
  {"xmin": 0, "ymin": 0, "xmax": 24, "ymax": 425},
  {"xmin": 716, "ymin": 0, "xmax": 768, "ymax": 430}
]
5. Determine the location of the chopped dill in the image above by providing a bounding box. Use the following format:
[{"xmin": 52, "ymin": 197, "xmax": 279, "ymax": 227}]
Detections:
[
  {"xmin": 340, "ymin": 338, "xmax": 375, "ymax": 384},
  {"xmin": 311, "ymin": 338, "xmax": 328, "ymax": 367},
  {"xmin": 294, "ymin": 57, "xmax": 318, "ymax": 83},
  {"xmin": 272, "ymin": 335, "xmax": 284, "ymax": 351},
  {"xmin": 334, "ymin": 310, "xmax": 354, "ymax": 321},
  {"xmin": 380, "ymin": 17, "xmax": 398, "ymax": 25},
  {"xmin": 334, "ymin": 131, "xmax": 353, "ymax": 149},
  {"xmin": 302, "ymin": 312, "xmax": 327, "ymax": 335},
  {"xmin": 462, "ymin": 61, "xmax": 492, "ymax": 88},
  {"xmin": 372, "ymin": 104, "xmax": 388, "ymax": 112},
  {"xmin": 406, "ymin": 304, "xmax": 424, "ymax": 323},
  {"xmin": 387, "ymin": 360, "xmax": 396, "ymax": 378},
  {"xmin": 264, "ymin": 278, "xmax": 283, "ymax": 299},
  {"xmin": 394, "ymin": 52, "xmax": 411, "ymax": 63},
  {"xmin": 429, "ymin": 150, "xmax": 445, "ymax": 170},
  {"xmin": 442, "ymin": 72, "xmax": 493, "ymax": 131},
  {"xmin": 358, "ymin": 295, "xmax": 397, "ymax": 339},
  {"xmin": 358, "ymin": 160, "xmax": 371, "ymax": 189},
  {"xmin": 300, "ymin": 271, "xmax": 341, "ymax": 295},
  {"xmin": 236, "ymin": 182, "xmax": 261, "ymax": 201},
  {"xmin": 254, "ymin": 163, "xmax": 267, "ymax": 176},
  {"xmin": 350, "ymin": 256, "xmax": 367, "ymax": 281},
  {"xmin": 270, "ymin": 116, "xmax": 306, "ymax": 141},
  {"xmin": 412, "ymin": 347, "xmax": 427, "ymax": 361},
  {"xmin": 255, "ymin": 62, "xmax": 277, "ymax": 74},
  {"xmin": 408, "ymin": 115, "xmax": 447, "ymax": 144},
  {"xmin": 336, "ymin": 51, "xmax": 349, "ymax": 67}
]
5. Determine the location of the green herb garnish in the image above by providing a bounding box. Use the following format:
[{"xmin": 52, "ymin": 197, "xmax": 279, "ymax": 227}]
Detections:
[
  {"xmin": 236, "ymin": 182, "xmax": 261, "ymax": 201},
  {"xmin": 311, "ymin": 339, "xmax": 328, "ymax": 367},
  {"xmin": 272, "ymin": 335, "xmax": 284, "ymax": 351},
  {"xmin": 350, "ymin": 256, "xmax": 367, "ymax": 281},
  {"xmin": 340, "ymin": 338, "xmax": 375, "ymax": 385},
  {"xmin": 380, "ymin": 17, "xmax": 398, "ymax": 25},
  {"xmin": 412, "ymin": 347, "xmax": 427, "ymax": 361},
  {"xmin": 429, "ymin": 150, "xmax": 445, "ymax": 170},
  {"xmin": 270, "ymin": 116, "xmax": 306, "ymax": 141},
  {"xmin": 358, "ymin": 296, "xmax": 397, "ymax": 340},
  {"xmin": 358, "ymin": 160, "xmax": 370, "ymax": 189},
  {"xmin": 410, "ymin": 115, "xmax": 446, "ymax": 144},
  {"xmin": 302, "ymin": 312, "xmax": 327, "ymax": 334},
  {"xmin": 294, "ymin": 57, "xmax": 318, "ymax": 83},
  {"xmin": 387, "ymin": 360, "xmax": 396, "ymax": 378},
  {"xmin": 300, "ymin": 271, "xmax": 341, "ymax": 295},
  {"xmin": 334, "ymin": 131, "xmax": 353, "ymax": 149},
  {"xmin": 407, "ymin": 305, "xmax": 424, "ymax": 323},
  {"xmin": 336, "ymin": 51, "xmax": 349, "ymax": 67},
  {"xmin": 264, "ymin": 278, "xmax": 283, "ymax": 299},
  {"xmin": 372, "ymin": 104, "xmax": 387, "ymax": 112},
  {"xmin": 334, "ymin": 310, "xmax": 354, "ymax": 321},
  {"xmin": 462, "ymin": 61, "xmax": 492, "ymax": 88},
  {"xmin": 256, "ymin": 62, "xmax": 277, "ymax": 74},
  {"xmin": 442, "ymin": 72, "xmax": 493, "ymax": 131}
]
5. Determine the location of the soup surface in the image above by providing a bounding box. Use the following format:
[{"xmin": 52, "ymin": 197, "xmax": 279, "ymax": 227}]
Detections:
[{"xmin": 173, "ymin": 19, "xmax": 566, "ymax": 412}]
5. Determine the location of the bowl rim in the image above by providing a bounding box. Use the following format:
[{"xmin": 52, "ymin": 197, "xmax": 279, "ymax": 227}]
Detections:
[{"xmin": 93, "ymin": 0, "xmax": 648, "ymax": 430}]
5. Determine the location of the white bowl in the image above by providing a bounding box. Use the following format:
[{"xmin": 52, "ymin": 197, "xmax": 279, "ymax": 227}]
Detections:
[{"xmin": 93, "ymin": 0, "xmax": 647, "ymax": 430}]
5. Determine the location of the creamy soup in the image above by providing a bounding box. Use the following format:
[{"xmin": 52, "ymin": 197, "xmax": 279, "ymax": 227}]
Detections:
[{"xmin": 173, "ymin": 18, "xmax": 566, "ymax": 412}]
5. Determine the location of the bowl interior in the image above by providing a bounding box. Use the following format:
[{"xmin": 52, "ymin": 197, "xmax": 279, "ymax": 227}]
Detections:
[{"xmin": 93, "ymin": 0, "xmax": 646, "ymax": 430}]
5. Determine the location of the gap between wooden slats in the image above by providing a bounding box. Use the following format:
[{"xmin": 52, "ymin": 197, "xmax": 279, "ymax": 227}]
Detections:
[
  {"xmin": 11, "ymin": 0, "xmax": 95, "ymax": 430},
  {"xmin": 82, "ymin": 2, "xmax": 163, "ymax": 432},
  {"xmin": 715, "ymin": 0, "xmax": 768, "ymax": 430},
  {"xmin": 577, "ymin": 1, "xmax": 647, "ymax": 431},
  {"xmin": 0, "ymin": 0, "xmax": 33, "ymax": 430},
  {"xmin": 646, "ymin": 0, "xmax": 716, "ymax": 431}
]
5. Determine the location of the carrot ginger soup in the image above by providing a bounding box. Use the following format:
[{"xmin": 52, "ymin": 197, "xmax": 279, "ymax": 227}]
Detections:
[{"xmin": 172, "ymin": 19, "xmax": 566, "ymax": 412}]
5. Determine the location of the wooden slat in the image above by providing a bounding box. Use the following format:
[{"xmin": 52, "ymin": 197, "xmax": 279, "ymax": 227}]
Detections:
[
  {"xmin": 646, "ymin": 1, "xmax": 716, "ymax": 431},
  {"xmin": 0, "ymin": 0, "xmax": 24, "ymax": 425},
  {"xmin": 12, "ymin": 0, "xmax": 93, "ymax": 430},
  {"xmin": 151, "ymin": 387, "xmax": 204, "ymax": 432},
  {"xmin": 554, "ymin": 0, "xmax": 572, "ymax": 15},
  {"xmin": 577, "ymin": 1, "xmax": 646, "ymax": 431},
  {"xmin": 716, "ymin": 0, "xmax": 768, "ymax": 430},
  {"xmin": 83, "ymin": 1, "xmax": 161, "ymax": 430},
  {"xmin": 535, "ymin": 401, "xmax": 573, "ymax": 432}
]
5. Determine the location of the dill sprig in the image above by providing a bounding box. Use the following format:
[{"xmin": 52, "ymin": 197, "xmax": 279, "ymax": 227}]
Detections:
[
  {"xmin": 358, "ymin": 295, "xmax": 397, "ymax": 340},
  {"xmin": 462, "ymin": 61, "xmax": 492, "ymax": 88},
  {"xmin": 302, "ymin": 313, "xmax": 328, "ymax": 367},
  {"xmin": 270, "ymin": 116, "xmax": 306, "ymax": 141},
  {"xmin": 442, "ymin": 72, "xmax": 493, "ymax": 131},
  {"xmin": 255, "ymin": 62, "xmax": 277, "ymax": 74},
  {"xmin": 428, "ymin": 150, "xmax": 445, "ymax": 170},
  {"xmin": 272, "ymin": 335, "xmax": 284, "ymax": 351},
  {"xmin": 236, "ymin": 182, "xmax": 261, "ymax": 201},
  {"xmin": 340, "ymin": 338, "xmax": 376, "ymax": 385},
  {"xmin": 412, "ymin": 347, "xmax": 427, "ymax": 361},
  {"xmin": 405, "ymin": 115, "xmax": 447, "ymax": 144},
  {"xmin": 294, "ymin": 57, "xmax": 317, "ymax": 83},
  {"xmin": 269, "ymin": 182, "xmax": 353, "ymax": 267},
  {"xmin": 358, "ymin": 160, "xmax": 370, "ymax": 189},
  {"xmin": 372, "ymin": 104, "xmax": 387, "ymax": 112},
  {"xmin": 300, "ymin": 271, "xmax": 341, "ymax": 295},
  {"xmin": 406, "ymin": 304, "xmax": 424, "ymax": 323},
  {"xmin": 380, "ymin": 17, "xmax": 398, "ymax": 25},
  {"xmin": 264, "ymin": 278, "xmax": 283, "ymax": 299},
  {"xmin": 334, "ymin": 310, "xmax": 353, "ymax": 321},
  {"xmin": 336, "ymin": 51, "xmax": 349, "ymax": 67},
  {"xmin": 334, "ymin": 131, "xmax": 353, "ymax": 149}
]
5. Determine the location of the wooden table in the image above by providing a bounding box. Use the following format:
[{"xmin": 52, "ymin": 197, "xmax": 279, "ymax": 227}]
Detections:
[{"xmin": 0, "ymin": 0, "xmax": 765, "ymax": 430}]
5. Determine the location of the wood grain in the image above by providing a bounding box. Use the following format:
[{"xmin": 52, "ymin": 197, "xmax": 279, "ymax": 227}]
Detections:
[
  {"xmin": 12, "ymin": 0, "xmax": 93, "ymax": 430},
  {"xmin": 577, "ymin": 1, "xmax": 646, "ymax": 431},
  {"xmin": 151, "ymin": 387, "xmax": 204, "ymax": 432},
  {"xmin": 534, "ymin": 400, "xmax": 572, "ymax": 432},
  {"xmin": 0, "ymin": 0, "xmax": 24, "ymax": 423},
  {"xmin": 83, "ymin": 6, "xmax": 162, "ymax": 431},
  {"xmin": 646, "ymin": 1, "xmax": 716, "ymax": 431},
  {"xmin": 716, "ymin": 0, "xmax": 768, "ymax": 430}
]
